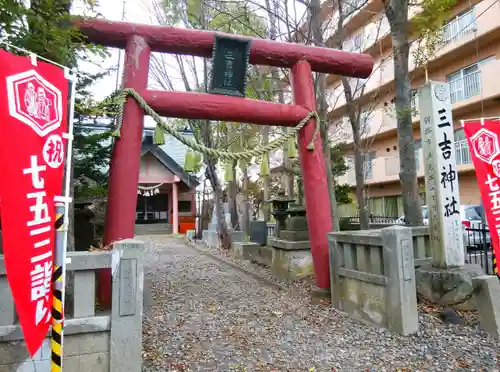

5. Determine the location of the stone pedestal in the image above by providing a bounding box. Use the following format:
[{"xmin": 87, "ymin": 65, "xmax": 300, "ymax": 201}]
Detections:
[
  {"xmin": 267, "ymin": 238, "xmax": 313, "ymax": 280},
  {"xmin": 230, "ymin": 204, "xmax": 313, "ymax": 281},
  {"xmin": 415, "ymin": 264, "xmax": 484, "ymax": 310},
  {"xmin": 269, "ymin": 205, "xmax": 313, "ymax": 280},
  {"xmin": 231, "ymin": 239, "xmax": 313, "ymax": 280}
]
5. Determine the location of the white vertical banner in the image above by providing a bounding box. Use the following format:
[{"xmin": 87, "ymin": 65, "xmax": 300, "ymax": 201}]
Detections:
[{"xmin": 419, "ymin": 81, "xmax": 464, "ymax": 268}]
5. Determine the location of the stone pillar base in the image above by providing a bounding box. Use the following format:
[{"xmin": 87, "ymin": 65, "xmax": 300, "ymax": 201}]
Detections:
[
  {"xmin": 415, "ymin": 264, "xmax": 485, "ymax": 311},
  {"xmin": 205, "ymin": 230, "xmax": 245, "ymax": 249},
  {"xmin": 231, "ymin": 240, "xmax": 313, "ymax": 281},
  {"xmin": 472, "ymin": 275, "xmax": 500, "ymax": 338}
]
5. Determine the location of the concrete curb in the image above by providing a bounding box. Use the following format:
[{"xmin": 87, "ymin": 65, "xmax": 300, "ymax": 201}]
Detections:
[{"xmin": 186, "ymin": 239, "xmax": 289, "ymax": 292}]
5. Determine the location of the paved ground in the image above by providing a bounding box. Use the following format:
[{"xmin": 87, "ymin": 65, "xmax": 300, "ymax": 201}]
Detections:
[{"xmin": 141, "ymin": 235, "xmax": 499, "ymax": 372}]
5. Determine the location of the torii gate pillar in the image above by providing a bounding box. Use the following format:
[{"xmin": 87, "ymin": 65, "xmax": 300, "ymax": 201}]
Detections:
[{"xmin": 292, "ymin": 61, "xmax": 331, "ymax": 288}]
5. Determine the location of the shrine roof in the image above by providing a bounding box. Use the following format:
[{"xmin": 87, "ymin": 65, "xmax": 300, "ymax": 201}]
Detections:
[{"xmin": 141, "ymin": 135, "xmax": 199, "ymax": 189}]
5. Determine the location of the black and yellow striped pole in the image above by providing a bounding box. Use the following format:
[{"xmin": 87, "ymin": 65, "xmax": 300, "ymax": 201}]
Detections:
[
  {"xmin": 493, "ymin": 250, "xmax": 499, "ymax": 281},
  {"xmin": 51, "ymin": 203, "xmax": 65, "ymax": 372}
]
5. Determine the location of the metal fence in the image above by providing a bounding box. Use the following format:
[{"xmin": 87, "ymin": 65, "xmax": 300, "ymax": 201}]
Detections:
[
  {"xmin": 340, "ymin": 215, "xmax": 401, "ymax": 225},
  {"xmin": 464, "ymin": 224, "xmax": 494, "ymax": 275},
  {"xmin": 455, "ymin": 139, "xmax": 472, "ymax": 165},
  {"xmin": 267, "ymin": 222, "xmax": 276, "ymax": 237}
]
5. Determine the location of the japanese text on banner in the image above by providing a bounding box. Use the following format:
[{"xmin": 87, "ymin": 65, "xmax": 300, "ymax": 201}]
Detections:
[
  {"xmin": 0, "ymin": 48, "xmax": 68, "ymax": 356},
  {"xmin": 463, "ymin": 119, "xmax": 500, "ymax": 277}
]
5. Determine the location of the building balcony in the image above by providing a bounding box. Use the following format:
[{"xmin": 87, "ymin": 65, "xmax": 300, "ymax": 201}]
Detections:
[
  {"xmin": 329, "ymin": 0, "xmax": 500, "ymax": 107},
  {"xmin": 337, "ymin": 142, "xmax": 474, "ymax": 187},
  {"xmin": 332, "ymin": 57, "xmax": 500, "ymax": 145},
  {"xmin": 435, "ymin": 0, "xmax": 500, "ymax": 59},
  {"xmin": 448, "ymin": 71, "xmax": 481, "ymax": 104},
  {"xmin": 325, "ymin": 1, "xmax": 423, "ymax": 55}
]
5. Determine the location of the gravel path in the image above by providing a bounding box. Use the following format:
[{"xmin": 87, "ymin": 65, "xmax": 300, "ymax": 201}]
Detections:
[{"xmin": 141, "ymin": 235, "xmax": 498, "ymax": 372}]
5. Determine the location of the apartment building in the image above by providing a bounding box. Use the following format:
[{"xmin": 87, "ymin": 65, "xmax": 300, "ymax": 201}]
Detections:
[{"xmin": 325, "ymin": 0, "xmax": 500, "ymax": 217}]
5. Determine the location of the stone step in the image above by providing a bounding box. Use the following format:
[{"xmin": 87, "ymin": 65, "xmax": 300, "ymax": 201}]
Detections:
[{"xmin": 135, "ymin": 223, "xmax": 173, "ymax": 235}]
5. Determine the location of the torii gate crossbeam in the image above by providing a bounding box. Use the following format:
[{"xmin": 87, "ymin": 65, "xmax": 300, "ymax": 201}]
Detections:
[{"xmin": 74, "ymin": 18, "xmax": 374, "ymax": 305}]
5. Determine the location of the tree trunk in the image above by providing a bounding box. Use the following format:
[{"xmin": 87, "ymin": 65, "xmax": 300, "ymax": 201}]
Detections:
[
  {"xmin": 206, "ymin": 158, "xmax": 231, "ymax": 249},
  {"xmin": 242, "ymin": 168, "xmax": 250, "ymax": 236},
  {"xmin": 385, "ymin": 0, "xmax": 423, "ymax": 225},
  {"xmin": 227, "ymin": 124, "xmax": 239, "ymax": 229},
  {"xmin": 310, "ymin": 0, "xmax": 339, "ymax": 230},
  {"xmin": 228, "ymin": 164, "xmax": 239, "ymax": 229},
  {"xmin": 197, "ymin": 178, "xmax": 206, "ymax": 237},
  {"xmin": 262, "ymin": 127, "xmax": 271, "ymax": 222},
  {"xmin": 352, "ymin": 129, "xmax": 369, "ymax": 229},
  {"xmin": 297, "ymin": 177, "xmax": 304, "ymax": 205},
  {"xmin": 331, "ymin": 0, "xmax": 371, "ymax": 230},
  {"xmin": 263, "ymin": 0, "xmax": 274, "ymax": 221},
  {"xmin": 284, "ymin": 136, "xmax": 295, "ymax": 197},
  {"xmin": 340, "ymin": 76, "xmax": 370, "ymax": 229}
]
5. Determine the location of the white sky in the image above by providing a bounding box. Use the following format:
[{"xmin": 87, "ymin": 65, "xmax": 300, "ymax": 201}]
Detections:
[{"xmin": 73, "ymin": 0, "xmax": 153, "ymax": 103}]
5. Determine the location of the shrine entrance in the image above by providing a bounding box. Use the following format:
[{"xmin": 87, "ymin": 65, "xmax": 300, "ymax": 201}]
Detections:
[{"xmin": 74, "ymin": 17, "xmax": 374, "ymax": 301}]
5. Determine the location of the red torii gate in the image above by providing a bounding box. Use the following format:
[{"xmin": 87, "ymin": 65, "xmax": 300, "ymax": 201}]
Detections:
[{"xmin": 75, "ymin": 18, "xmax": 373, "ymax": 299}]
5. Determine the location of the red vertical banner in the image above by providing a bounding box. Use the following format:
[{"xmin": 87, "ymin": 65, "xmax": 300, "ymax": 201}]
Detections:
[
  {"xmin": 462, "ymin": 119, "xmax": 500, "ymax": 277},
  {"xmin": 0, "ymin": 49, "xmax": 68, "ymax": 355}
]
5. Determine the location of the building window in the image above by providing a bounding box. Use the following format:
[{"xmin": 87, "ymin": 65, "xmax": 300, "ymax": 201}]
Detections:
[
  {"xmin": 454, "ymin": 128, "xmax": 472, "ymax": 165},
  {"xmin": 345, "ymin": 155, "xmax": 356, "ymax": 184},
  {"xmin": 441, "ymin": 8, "xmax": 477, "ymax": 45},
  {"xmin": 447, "ymin": 57, "xmax": 495, "ymax": 105},
  {"xmin": 369, "ymin": 197, "xmax": 385, "ymax": 215},
  {"xmin": 384, "ymin": 196, "xmax": 400, "ymax": 217},
  {"xmin": 447, "ymin": 62, "xmax": 481, "ymax": 103}
]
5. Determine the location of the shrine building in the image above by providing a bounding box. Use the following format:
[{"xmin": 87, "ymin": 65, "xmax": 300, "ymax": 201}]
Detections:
[{"xmin": 135, "ymin": 131, "xmax": 198, "ymax": 235}]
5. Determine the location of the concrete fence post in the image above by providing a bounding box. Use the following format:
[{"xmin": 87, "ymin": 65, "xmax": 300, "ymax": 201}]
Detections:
[
  {"xmin": 328, "ymin": 234, "xmax": 342, "ymax": 310},
  {"xmin": 471, "ymin": 275, "xmax": 500, "ymax": 338},
  {"xmin": 110, "ymin": 239, "xmax": 145, "ymax": 372},
  {"xmin": 381, "ymin": 226, "xmax": 419, "ymax": 335}
]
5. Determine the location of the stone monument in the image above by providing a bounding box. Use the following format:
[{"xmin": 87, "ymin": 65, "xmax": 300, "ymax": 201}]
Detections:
[
  {"xmin": 203, "ymin": 202, "xmax": 244, "ymax": 248},
  {"xmin": 231, "ymin": 198, "xmax": 314, "ymax": 281},
  {"xmin": 416, "ymin": 81, "xmax": 483, "ymax": 310}
]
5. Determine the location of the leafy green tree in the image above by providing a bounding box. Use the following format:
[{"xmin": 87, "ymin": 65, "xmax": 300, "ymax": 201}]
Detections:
[{"xmin": 0, "ymin": 0, "xmax": 104, "ymax": 66}]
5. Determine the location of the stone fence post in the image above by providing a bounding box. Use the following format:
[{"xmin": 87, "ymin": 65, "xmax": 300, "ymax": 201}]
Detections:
[
  {"xmin": 110, "ymin": 239, "xmax": 145, "ymax": 372},
  {"xmin": 381, "ymin": 226, "xmax": 419, "ymax": 335},
  {"xmin": 328, "ymin": 226, "xmax": 419, "ymax": 335}
]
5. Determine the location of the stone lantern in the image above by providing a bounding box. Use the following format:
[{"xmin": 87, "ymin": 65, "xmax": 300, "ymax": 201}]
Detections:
[
  {"xmin": 266, "ymin": 193, "xmax": 295, "ymax": 237},
  {"xmin": 280, "ymin": 204, "xmax": 309, "ymax": 241}
]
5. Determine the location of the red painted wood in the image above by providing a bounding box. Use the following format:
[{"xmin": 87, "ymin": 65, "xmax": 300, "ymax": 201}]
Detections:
[
  {"xmin": 99, "ymin": 35, "xmax": 151, "ymax": 308},
  {"xmin": 144, "ymin": 90, "xmax": 310, "ymax": 127},
  {"xmin": 291, "ymin": 61, "xmax": 332, "ymax": 290},
  {"xmin": 74, "ymin": 18, "xmax": 374, "ymax": 78}
]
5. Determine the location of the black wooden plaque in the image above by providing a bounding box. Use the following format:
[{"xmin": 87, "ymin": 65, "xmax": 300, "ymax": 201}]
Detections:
[{"xmin": 209, "ymin": 35, "xmax": 251, "ymax": 97}]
